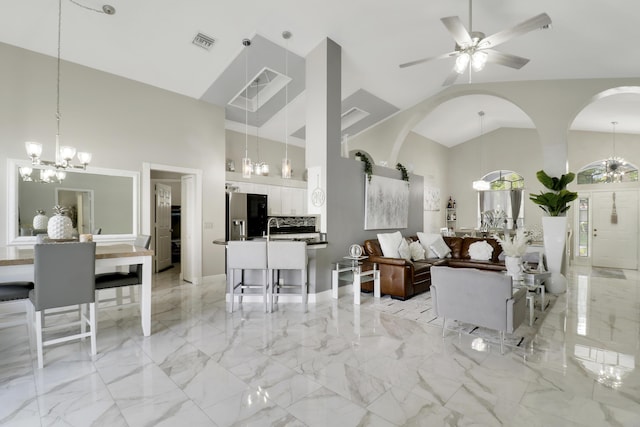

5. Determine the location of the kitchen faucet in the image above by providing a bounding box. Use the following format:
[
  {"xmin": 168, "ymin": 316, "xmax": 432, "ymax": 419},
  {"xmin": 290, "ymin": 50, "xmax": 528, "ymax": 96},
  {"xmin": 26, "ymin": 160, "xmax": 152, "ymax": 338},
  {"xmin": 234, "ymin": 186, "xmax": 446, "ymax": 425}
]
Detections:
[{"xmin": 266, "ymin": 217, "xmax": 279, "ymax": 241}]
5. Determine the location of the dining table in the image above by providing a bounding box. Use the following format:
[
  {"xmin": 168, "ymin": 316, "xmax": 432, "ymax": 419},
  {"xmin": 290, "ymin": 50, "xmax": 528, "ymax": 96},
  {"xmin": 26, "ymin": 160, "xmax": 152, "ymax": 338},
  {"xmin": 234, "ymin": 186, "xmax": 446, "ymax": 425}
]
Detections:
[{"xmin": 0, "ymin": 243, "xmax": 154, "ymax": 336}]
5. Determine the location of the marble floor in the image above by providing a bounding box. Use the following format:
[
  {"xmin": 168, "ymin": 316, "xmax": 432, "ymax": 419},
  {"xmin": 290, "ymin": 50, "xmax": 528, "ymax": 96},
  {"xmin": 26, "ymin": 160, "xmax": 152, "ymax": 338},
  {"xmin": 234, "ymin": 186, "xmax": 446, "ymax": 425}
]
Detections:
[{"xmin": 1, "ymin": 264, "xmax": 640, "ymax": 426}]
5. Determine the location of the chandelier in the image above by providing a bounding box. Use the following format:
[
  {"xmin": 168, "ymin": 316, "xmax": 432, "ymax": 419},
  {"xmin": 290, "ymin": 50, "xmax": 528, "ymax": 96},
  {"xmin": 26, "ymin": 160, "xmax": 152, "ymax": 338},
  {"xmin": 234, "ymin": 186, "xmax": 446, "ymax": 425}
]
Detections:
[
  {"xmin": 472, "ymin": 111, "xmax": 490, "ymax": 190},
  {"xmin": 603, "ymin": 121, "xmax": 626, "ymax": 183},
  {"xmin": 20, "ymin": 0, "xmax": 115, "ymax": 183}
]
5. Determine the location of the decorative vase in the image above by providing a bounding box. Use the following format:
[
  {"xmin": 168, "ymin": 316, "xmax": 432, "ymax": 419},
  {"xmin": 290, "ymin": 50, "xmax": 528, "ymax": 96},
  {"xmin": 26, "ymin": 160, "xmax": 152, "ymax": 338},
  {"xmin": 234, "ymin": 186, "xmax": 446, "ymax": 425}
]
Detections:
[
  {"xmin": 542, "ymin": 216, "xmax": 568, "ymax": 294},
  {"xmin": 33, "ymin": 209, "xmax": 48, "ymax": 230},
  {"xmin": 505, "ymin": 255, "xmax": 524, "ymax": 281},
  {"xmin": 47, "ymin": 205, "xmax": 73, "ymax": 239}
]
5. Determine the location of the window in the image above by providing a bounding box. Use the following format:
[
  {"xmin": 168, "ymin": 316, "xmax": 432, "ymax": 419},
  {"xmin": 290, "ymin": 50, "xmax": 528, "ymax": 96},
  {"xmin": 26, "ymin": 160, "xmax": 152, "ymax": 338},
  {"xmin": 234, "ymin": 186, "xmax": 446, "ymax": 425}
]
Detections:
[{"xmin": 577, "ymin": 160, "xmax": 638, "ymax": 184}]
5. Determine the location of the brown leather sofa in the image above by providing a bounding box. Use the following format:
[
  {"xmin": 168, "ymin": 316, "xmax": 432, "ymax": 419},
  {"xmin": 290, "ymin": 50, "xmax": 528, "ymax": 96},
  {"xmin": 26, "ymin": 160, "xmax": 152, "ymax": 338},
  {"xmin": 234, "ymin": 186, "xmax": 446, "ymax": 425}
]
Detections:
[{"xmin": 362, "ymin": 236, "xmax": 506, "ymax": 300}]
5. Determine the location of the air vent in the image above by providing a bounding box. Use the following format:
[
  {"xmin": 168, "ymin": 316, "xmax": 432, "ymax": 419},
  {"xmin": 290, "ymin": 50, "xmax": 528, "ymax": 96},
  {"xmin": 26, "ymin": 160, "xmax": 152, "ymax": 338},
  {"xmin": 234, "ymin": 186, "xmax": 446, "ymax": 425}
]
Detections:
[
  {"xmin": 192, "ymin": 33, "xmax": 215, "ymax": 50},
  {"xmin": 229, "ymin": 67, "xmax": 292, "ymax": 112},
  {"xmin": 341, "ymin": 107, "xmax": 370, "ymax": 130}
]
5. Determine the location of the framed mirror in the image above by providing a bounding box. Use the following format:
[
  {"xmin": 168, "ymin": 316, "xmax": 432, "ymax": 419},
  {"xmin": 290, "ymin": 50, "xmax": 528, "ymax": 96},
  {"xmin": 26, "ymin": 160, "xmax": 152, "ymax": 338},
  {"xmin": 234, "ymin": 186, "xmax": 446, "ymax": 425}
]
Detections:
[{"xmin": 7, "ymin": 159, "xmax": 139, "ymax": 244}]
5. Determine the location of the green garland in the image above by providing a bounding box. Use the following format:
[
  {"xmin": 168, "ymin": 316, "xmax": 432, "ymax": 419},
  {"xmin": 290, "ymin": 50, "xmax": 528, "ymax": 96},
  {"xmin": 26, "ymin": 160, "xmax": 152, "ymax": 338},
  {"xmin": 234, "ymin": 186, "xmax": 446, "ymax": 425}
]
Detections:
[
  {"xmin": 355, "ymin": 151, "xmax": 373, "ymax": 182},
  {"xmin": 396, "ymin": 163, "xmax": 409, "ymax": 182}
]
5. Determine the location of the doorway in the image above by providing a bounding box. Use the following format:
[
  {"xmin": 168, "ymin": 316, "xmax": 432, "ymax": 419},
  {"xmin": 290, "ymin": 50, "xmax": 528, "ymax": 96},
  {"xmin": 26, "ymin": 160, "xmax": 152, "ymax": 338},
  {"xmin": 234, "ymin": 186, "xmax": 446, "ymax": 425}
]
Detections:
[
  {"xmin": 591, "ymin": 190, "xmax": 638, "ymax": 269},
  {"xmin": 143, "ymin": 163, "xmax": 203, "ymax": 284},
  {"xmin": 55, "ymin": 188, "xmax": 94, "ymax": 234}
]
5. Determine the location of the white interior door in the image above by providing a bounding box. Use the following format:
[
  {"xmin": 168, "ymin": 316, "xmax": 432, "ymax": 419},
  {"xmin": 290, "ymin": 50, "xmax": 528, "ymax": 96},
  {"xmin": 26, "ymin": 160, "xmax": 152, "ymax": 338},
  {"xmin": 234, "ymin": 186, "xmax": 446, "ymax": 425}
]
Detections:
[
  {"xmin": 155, "ymin": 183, "xmax": 172, "ymax": 272},
  {"xmin": 592, "ymin": 190, "xmax": 638, "ymax": 269},
  {"xmin": 181, "ymin": 175, "xmax": 194, "ymax": 283}
]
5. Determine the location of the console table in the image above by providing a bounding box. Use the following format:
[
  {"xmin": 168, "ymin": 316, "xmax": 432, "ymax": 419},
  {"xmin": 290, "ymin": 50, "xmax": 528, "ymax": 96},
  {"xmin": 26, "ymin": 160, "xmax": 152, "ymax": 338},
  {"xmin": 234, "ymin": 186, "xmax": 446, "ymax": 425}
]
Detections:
[
  {"xmin": 0, "ymin": 244, "xmax": 154, "ymax": 336},
  {"xmin": 331, "ymin": 256, "xmax": 380, "ymax": 305}
]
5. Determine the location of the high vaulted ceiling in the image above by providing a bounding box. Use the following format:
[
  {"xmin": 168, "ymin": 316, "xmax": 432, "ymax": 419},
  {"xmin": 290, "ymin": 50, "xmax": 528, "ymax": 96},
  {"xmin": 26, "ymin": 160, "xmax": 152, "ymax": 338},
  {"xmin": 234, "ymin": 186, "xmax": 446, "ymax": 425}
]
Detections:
[{"xmin": 3, "ymin": 0, "xmax": 640, "ymax": 148}]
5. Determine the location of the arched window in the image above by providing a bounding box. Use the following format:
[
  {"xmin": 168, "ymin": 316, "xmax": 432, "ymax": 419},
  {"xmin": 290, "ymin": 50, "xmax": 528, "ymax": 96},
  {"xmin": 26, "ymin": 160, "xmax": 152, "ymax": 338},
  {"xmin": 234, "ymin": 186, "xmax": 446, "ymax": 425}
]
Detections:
[
  {"xmin": 475, "ymin": 170, "xmax": 525, "ymax": 230},
  {"xmin": 577, "ymin": 160, "xmax": 638, "ymax": 184}
]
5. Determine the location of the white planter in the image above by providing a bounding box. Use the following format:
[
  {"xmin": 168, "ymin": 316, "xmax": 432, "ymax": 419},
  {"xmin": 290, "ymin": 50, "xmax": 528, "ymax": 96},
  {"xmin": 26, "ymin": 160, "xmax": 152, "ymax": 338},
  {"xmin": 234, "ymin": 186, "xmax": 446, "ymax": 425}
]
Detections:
[
  {"xmin": 542, "ymin": 216, "xmax": 568, "ymax": 294},
  {"xmin": 505, "ymin": 255, "xmax": 523, "ymax": 281}
]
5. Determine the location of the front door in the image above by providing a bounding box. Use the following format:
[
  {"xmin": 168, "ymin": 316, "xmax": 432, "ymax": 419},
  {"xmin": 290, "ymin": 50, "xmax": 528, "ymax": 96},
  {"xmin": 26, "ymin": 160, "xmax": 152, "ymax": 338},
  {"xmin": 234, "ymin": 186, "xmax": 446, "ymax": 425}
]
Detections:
[
  {"xmin": 155, "ymin": 183, "xmax": 172, "ymax": 272},
  {"xmin": 592, "ymin": 190, "xmax": 638, "ymax": 269}
]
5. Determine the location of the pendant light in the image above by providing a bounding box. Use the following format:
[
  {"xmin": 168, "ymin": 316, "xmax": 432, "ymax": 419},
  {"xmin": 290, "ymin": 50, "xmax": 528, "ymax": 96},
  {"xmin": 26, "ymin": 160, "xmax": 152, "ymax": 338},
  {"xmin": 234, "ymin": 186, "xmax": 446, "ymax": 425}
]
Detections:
[
  {"xmin": 472, "ymin": 111, "xmax": 490, "ymax": 190},
  {"xmin": 241, "ymin": 38, "xmax": 252, "ymax": 178},
  {"xmin": 281, "ymin": 31, "xmax": 293, "ymax": 179}
]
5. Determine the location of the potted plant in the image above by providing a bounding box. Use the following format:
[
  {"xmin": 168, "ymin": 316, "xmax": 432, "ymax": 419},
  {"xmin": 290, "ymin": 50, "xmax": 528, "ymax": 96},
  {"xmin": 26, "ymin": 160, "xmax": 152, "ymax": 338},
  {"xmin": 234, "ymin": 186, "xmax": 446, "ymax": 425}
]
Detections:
[
  {"xmin": 529, "ymin": 170, "xmax": 578, "ymax": 294},
  {"xmin": 354, "ymin": 151, "xmax": 373, "ymax": 182},
  {"xmin": 494, "ymin": 229, "xmax": 530, "ymax": 281}
]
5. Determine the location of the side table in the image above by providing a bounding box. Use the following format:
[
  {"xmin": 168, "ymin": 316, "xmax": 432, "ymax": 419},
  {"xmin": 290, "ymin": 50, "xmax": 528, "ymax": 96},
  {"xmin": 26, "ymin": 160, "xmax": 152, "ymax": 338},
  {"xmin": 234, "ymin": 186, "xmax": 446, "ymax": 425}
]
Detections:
[
  {"xmin": 523, "ymin": 270, "xmax": 551, "ymax": 312},
  {"xmin": 331, "ymin": 256, "xmax": 380, "ymax": 305}
]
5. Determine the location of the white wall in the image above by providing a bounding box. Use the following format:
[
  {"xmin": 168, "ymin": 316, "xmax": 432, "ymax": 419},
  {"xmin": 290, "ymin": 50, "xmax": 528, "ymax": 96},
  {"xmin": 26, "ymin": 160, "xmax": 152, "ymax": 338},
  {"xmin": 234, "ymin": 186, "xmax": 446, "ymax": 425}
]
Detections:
[{"xmin": 0, "ymin": 42, "xmax": 227, "ymax": 276}]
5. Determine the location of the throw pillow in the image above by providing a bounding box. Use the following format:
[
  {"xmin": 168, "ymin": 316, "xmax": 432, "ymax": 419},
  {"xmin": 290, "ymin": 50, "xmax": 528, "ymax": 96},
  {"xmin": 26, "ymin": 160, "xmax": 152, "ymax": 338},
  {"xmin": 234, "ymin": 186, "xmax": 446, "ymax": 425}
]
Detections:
[
  {"xmin": 416, "ymin": 232, "xmax": 442, "ymax": 258},
  {"xmin": 398, "ymin": 238, "xmax": 411, "ymax": 261},
  {"xmin": 377, "ymin": 231, "xmax": 403, "ymax": 258},
  {"xmin": 409, "ymin": 241, "xmax": 426, "ymax": 261},
  {"xmin": 430, "ymin": 236, "xmax": 452, "ymax": 259},
  {"xmin": 468, "ymin": 241, "xmax": 493, "ymax": 261}
]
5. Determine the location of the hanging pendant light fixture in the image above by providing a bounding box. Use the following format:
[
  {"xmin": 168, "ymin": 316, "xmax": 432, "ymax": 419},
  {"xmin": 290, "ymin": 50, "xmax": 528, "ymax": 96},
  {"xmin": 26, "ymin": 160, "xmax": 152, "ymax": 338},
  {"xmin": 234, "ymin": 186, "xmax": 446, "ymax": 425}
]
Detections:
[
  {"xmin": 472, "ymin": 111, "xmax": 490, "ymax": 190},
  {"xmin": 603, "ymin": 121, "xmax": 626, "ymax": 183},
  {"xmin": 281, "ymin": 31, "xmax": 293, "ymax": 179},
  {"xmin": 241, "ymin": 38, "xmax": 252, "ymax": 178},
  {"xmin": 21, "ymin": 0, "xmax": 113, "ymax": 183},
  {"xmin": 253, "ymin": 76, "xmax": 269, "ymax": 176}
]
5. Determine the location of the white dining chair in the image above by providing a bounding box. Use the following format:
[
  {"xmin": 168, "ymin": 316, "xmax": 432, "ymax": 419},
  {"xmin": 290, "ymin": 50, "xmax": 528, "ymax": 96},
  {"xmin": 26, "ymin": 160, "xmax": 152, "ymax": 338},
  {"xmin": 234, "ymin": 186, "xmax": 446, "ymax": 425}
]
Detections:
[
  {"xmin": 268, "ymin": 240, "xmax": 308, "ymax": 312},
  {"xmin": 226, "ymin": 240, "xmax": 269, "ymax": 313}
]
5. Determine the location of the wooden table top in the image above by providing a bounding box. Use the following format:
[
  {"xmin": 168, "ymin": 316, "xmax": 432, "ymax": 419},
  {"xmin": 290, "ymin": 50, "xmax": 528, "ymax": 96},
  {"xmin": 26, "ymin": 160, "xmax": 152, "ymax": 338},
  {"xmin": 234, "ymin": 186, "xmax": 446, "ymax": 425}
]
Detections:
[{"xmin": 0, "ymin": 244, "xmax": 154, "ymax": 267}]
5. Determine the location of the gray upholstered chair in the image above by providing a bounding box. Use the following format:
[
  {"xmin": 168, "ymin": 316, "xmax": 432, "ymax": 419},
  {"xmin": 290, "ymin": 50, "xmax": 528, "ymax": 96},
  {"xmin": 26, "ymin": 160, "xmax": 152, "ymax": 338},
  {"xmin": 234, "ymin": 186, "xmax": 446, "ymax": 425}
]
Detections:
[
  {"xmin": 226, "ymin": 240, "xmax": 269, "ymax": 313},
  {"xmin": 268, "ymin": 241, "xmax": 308, "ymax": 312},
  {"xmin": 430, "ymin": 266, "xmax": 527, "ymax": 354},
  {"xmin": 0, "ymin": 281, "xmax": 34, "ymax": 329},
  {"xmin": 94, "ymin": 235, "xmax": 151, "ymax": 307},
  {"xmin": 30, "ymin": 241, "xmax": 97, "ymax": 368}
]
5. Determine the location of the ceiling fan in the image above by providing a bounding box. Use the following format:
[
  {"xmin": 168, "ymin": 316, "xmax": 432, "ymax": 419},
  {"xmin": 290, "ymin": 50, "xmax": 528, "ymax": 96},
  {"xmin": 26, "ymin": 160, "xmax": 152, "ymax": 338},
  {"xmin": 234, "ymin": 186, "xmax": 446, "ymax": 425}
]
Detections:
[{"xmin": 400, "ymin": 0, "xmax": 551, "ymax": 86}]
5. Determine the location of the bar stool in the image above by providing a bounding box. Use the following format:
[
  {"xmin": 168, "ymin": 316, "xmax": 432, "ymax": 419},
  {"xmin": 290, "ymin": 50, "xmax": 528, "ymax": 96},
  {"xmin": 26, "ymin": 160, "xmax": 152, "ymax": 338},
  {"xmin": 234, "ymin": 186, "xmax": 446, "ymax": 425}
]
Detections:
[
  {"xmin": 226, "ymin": 240, "xmax": 269, "ymax": 313},
  {"xmin": 268, "ymin": 240, "xmax": 308, "ymax": 312}
]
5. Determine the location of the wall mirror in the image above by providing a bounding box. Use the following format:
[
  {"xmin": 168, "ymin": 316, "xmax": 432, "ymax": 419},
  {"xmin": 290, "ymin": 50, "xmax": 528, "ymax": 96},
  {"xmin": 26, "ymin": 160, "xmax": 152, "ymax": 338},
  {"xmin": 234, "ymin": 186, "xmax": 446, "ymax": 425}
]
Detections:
[{"xmin": 8, "ymin": 159, "xmax": 139, "ymax": 244}]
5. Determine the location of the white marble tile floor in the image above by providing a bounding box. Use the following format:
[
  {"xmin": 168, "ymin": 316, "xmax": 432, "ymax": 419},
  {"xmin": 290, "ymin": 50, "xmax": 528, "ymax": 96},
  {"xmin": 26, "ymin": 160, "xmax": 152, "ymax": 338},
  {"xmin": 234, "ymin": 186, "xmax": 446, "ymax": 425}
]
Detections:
[{"xmin": 1, "ymin": 264, "xmax": 640, "ymax": 426}]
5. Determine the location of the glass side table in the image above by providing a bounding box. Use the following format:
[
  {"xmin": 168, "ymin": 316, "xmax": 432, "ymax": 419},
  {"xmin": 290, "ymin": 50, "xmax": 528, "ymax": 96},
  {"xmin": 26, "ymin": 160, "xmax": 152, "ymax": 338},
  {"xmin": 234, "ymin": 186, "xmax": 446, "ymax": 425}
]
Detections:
[{"xmin": 331, "ymin": 256, "xmax": 380, "ymax": 305}]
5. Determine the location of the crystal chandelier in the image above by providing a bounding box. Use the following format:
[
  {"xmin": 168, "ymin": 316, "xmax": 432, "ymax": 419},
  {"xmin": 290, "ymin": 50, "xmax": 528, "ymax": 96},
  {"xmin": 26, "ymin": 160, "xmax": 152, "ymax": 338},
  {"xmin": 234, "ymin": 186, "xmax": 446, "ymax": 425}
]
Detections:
[
  {"xmin": 21, "ymin": 0, "xmax": 114, "ymax": 183},
  {"xmin": 603, "ymin": 121, "xmax": 626, "ymax": 183},
  {"xmin": 281, "ymin": 31, "xmax": 293, "ymax": 179},
  {"xmin": 472, "ymin": 111, "xmax": 490, "ymax": 190}
]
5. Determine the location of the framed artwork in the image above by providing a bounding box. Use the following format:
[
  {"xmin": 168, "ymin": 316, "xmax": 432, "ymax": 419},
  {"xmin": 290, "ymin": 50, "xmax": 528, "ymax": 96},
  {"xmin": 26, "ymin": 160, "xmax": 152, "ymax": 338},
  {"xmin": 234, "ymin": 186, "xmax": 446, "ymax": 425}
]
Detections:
[
  {"xmin": 365, "ymin": 175, "xmax": 409, "ymax": 230},
  {"xmin": 424, "ymin": 186, "xmax": 441, "ymax": 211}
]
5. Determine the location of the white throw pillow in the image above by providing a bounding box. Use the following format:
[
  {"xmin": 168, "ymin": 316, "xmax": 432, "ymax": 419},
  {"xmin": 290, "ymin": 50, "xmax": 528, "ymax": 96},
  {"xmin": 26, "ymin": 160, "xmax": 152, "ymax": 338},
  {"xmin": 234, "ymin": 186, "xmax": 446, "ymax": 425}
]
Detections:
[
  {"xmin": 398, "ymin": 238, "xmax": 411, "ymax": 261},
  {"xmin": 416, "ymin": 232, "xmax": 442, "ymax": 258},
  {"xmin": 409, "ymin": 241, "xmax": 426, "ymax": 261},
  {"xmin": 377, "ymin": 231, "xmax": 403, "ymax": 258},
  {"xmin": 429, "ymin": 236, "xmax": 452, "ymax": 259},
  {"xmin": 468, "ymin": 241, "xmax": 493, "ymax": 261}
]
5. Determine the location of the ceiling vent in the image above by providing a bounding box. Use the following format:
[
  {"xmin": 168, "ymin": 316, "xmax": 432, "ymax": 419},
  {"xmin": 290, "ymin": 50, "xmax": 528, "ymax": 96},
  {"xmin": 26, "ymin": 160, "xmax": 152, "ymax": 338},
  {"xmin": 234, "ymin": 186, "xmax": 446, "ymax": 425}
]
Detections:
[
  {"xmin": 192, "ymin": 33, "xmax": 215, "ymax": 50},
  {"xmin": 229, "ymin": 67, "xmax": 292, "ymax": 112},
  {"xmin": 341, "ymin": 107, "xmax": 370, "ymax": 130}
]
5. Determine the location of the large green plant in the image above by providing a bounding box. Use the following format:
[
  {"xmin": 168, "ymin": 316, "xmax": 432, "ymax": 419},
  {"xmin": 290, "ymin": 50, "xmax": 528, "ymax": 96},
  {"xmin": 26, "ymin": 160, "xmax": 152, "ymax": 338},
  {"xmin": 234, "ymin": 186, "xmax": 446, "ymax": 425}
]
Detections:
[{"xmin": 529, "ymin": 170, "xmax": 578, "ymax": 216}]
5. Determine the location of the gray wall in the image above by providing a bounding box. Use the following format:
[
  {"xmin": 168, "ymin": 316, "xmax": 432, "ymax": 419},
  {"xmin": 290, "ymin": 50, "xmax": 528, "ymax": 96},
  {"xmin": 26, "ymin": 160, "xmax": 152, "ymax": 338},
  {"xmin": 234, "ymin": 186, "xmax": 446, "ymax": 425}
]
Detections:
[{"xmin": 0, "ymin": 42, "xmax": 227, "ymax": 276}]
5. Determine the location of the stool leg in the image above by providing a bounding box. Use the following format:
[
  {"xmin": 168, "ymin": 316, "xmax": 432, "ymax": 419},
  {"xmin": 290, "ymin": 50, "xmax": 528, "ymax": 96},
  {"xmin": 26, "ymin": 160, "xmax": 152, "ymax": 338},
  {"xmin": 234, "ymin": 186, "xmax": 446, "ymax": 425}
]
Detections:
[
  {"xmin": 229, "ymin": 269, "xmax": 235, "ymax": 313},
  {"xmin": 302, "ymin": 268, "xmax": 307, "ymax": 312},
  {"xmin": 263, "ymin": 270, "xmax": 268, "ymax": 313}
]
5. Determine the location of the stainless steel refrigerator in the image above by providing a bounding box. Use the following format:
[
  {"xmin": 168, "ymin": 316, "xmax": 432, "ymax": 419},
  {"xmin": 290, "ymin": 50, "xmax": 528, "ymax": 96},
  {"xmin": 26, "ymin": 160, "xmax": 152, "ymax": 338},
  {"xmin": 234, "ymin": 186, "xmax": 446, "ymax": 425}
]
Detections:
[{"xmin": 225, "ymin": 192, "xmax": 268, "ymax": 240}]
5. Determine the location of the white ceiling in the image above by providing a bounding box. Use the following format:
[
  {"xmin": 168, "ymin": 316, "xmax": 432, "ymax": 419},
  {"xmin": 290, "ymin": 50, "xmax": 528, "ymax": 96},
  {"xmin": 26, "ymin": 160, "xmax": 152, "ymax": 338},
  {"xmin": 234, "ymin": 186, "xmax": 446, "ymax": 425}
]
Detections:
[{"xmin": 3, "ymin": 0, "xmax": 640, "ymax": 147}]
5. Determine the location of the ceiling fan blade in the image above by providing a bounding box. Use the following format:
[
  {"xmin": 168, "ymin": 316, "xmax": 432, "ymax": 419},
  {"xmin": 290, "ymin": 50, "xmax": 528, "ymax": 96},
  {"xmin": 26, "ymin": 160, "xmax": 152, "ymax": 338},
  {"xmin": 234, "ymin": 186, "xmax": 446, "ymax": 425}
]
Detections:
[
  {"xmin": 480, "ymin": 13, "xmax": 551, "ymax": 49},
  {"xmin": 399, "ymin": 51, "xmax": 458, "ymax": 69},
  {"xmin": 484, "ymin": 49, "xmax": 530, "ymax": 69},
  {"xmin": 441, "ymin": 16, "xmax": 472, "ymax": 47},
  {"xmin": 442, "ymin": 66, "xmax": 461, "ymax": 86}
]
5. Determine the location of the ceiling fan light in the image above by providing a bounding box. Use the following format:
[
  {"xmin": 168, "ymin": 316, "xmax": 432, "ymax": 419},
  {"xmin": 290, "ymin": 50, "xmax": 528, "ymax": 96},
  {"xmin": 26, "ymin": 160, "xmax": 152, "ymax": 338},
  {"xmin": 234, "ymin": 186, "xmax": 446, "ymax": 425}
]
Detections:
[
  {"xmin": 454, "ymin": 53, "xmax": 470, "ymax": 74},
  {"xmin": 471, "ymin": 51, "xmax": 488, "ymax": 71}
]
